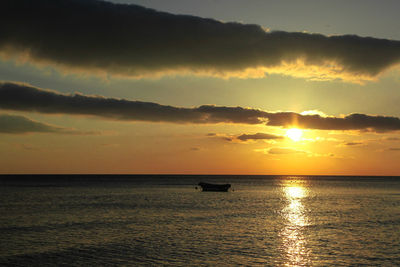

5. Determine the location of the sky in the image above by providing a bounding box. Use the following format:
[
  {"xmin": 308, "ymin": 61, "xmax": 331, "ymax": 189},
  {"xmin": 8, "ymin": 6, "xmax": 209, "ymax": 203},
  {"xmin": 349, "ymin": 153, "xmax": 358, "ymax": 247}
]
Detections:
[{"xmin": 1, "ymin": 0, "xmax": 400, "ymax": 175}]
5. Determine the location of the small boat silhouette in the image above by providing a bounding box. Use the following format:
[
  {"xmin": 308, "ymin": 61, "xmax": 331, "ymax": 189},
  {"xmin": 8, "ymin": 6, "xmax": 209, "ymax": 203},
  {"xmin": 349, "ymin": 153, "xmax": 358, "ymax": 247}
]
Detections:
[{"xmin": 198, "ymin": 182, "xmax": 231, "ymax": 192}]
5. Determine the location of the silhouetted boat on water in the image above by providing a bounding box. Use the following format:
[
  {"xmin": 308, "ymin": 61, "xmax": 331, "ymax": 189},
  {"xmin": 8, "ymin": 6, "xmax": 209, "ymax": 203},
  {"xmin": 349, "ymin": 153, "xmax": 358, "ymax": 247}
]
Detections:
[{"xmin": 198, "ymin": 182, "xmax": 231, "ymax": 192}]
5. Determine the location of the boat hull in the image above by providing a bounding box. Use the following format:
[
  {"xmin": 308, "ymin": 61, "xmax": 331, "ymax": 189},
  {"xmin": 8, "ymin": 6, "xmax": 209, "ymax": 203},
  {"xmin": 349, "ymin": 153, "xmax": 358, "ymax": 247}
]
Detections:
[{"xmin": 198, "ymin": 182, "xmax": 231, "ymax": 192}]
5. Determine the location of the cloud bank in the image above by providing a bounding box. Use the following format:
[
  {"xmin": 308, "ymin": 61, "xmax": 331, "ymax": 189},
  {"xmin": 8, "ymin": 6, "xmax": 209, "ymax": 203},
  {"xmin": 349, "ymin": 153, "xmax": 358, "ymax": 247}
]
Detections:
[
  {"xmin": 1, "ymin": 82, "xmax": 400, "ymax": 132},
  {"xmin": 1, "ymin": 0, "xmax": 400, "ymax": 82},
  {"xmin": 0, "ymin": 82, "xmax": 268, "ymax": 124}
]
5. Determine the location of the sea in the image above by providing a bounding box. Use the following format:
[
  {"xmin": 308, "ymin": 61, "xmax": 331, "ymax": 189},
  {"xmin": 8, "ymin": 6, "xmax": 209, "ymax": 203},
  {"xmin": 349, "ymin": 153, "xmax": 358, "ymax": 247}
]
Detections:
[{"xmin": 0, "ymin": 175, "xmax": 399, "ymax": 266}]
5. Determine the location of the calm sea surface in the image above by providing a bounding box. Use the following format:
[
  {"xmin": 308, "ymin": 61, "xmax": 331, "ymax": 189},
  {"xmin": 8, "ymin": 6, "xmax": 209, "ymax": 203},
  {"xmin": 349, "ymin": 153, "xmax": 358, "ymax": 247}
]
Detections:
[{"xmin": 1, "ymin": 175, "xmax": 399, "ymax": 266}]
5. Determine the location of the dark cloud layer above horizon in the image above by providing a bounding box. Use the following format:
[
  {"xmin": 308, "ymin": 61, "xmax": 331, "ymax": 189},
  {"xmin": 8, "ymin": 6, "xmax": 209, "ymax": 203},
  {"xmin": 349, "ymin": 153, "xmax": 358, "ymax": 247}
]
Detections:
[
  {"xmin": 0, "ymin": 82, "xmax": 268, "ymax": 124},
  {"xmin": 1, "ymin": 0, "xmax": 400, "ymax": 81},
  {"xmin": 1, "ymin": 82, "xmax": 400, "ymax": 132}
]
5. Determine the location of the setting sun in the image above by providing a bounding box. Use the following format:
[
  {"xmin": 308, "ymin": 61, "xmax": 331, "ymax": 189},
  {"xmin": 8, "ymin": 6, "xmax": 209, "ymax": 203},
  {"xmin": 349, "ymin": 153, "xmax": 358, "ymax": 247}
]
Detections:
[{"xmin": 286, "ymin": 128, "xmax": 303, "ymax": 142}]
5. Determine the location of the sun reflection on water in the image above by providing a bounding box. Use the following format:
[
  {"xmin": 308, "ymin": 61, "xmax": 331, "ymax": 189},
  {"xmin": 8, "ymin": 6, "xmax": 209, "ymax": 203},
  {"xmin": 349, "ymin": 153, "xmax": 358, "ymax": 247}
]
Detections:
[
  {"xmin": 286, "ymin": 186, "xmax": 306, "ymax": 199},
  {"xmin": 280, "ymin": 181, "xmax": 311, "ymax": 266}
]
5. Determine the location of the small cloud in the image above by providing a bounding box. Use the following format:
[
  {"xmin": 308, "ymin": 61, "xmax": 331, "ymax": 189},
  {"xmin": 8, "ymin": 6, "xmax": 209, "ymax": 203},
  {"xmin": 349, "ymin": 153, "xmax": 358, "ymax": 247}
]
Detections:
[
  {"xmin": 0, "ymin": 113, "xmax": 66, "ymax": 134},
  {"xmin": 388, "ymin": 148, "xmax": 400, "ymax": 151},
  {"xmin": 0, "ymin": 113, "xmax": 98, "ymax": 135},
  {"xmin": 255, "ymin": 147, "xmax": 345, "ymax": 159},
  {"xmin": 385, "ymin": 137, "xmax": 400, "ymax": 141},
  {"xmin": 309, "ymin": 152, "xmax": 347, "ymax": 159},
  {"xmin": 206, "ymin": 133, "xmax": 234, "ymax": 142},
  {"xmin": 14, "ymin": 143, "xmax": 41, "ymax": 151},
  {"xmin": 268, "ymin": 147, "xmax": 307, "ymax": 155},
  {"xmin": 337, "ymin": 140, "xmax": 367, "ymax": 147},
  {"xmin": 190, "ymin": 147, "xmax": 201, "ymax": 151},
  {"xmin": 344, "ymin": 142, "xmax": 364, "ymax": 146},
  {"xmin": 366, "ymin": 136, "xmax": 400, "ymax": 143},
  {"xmin": 210, "ymin": 132, "xmax": 283, "ymax": 143},
  {"xmin": 237, "ymin": 132, "xmax": 284, "ymax": 142},
  {"xmin": 255, "ymin": 147, "xmax": 308, "ymax": 155}
]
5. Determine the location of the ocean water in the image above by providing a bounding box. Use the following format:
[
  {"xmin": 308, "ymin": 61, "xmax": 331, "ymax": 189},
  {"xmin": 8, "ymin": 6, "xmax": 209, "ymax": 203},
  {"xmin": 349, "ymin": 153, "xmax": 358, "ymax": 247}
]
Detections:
[{"xmin": 1, "ymin": 175, "xmax": 400, "ymax": 266}]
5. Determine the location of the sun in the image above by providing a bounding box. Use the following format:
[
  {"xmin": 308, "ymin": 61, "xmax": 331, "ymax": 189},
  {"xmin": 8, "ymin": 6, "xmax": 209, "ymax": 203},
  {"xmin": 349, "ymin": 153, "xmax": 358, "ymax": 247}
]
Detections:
[{"xmin": 286, "ymin": 128, "xmax": 303, "ymax": 142}]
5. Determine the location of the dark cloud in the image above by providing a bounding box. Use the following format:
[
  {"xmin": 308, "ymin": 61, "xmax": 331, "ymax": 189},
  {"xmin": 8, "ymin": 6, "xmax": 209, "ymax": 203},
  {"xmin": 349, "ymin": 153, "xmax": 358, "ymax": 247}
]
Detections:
[
  {"xmin": 0, "ymin": 113, "xmax": 97, "ymax": 135},
  {"xmin": 237, "ymin": 133, "xmax": 283, "ymax": 141},
  {"xmin": 0, "ymin": 82, "xmax": 268, "ymax": 124},
  {"xmin": 388, "ymin": 148, "xmax": 400, "ymax": 151},
  {"xmin": 1, "ymin": 0, "xmax": 400, "ymax": 81},
  {"xmin": 1, "ymin": 82, "xmax": 400, "ymax": 132}
]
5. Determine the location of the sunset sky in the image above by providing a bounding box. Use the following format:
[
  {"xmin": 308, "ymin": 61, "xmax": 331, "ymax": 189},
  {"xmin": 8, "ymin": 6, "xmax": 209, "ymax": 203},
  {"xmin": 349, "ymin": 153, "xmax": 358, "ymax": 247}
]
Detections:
[{"xmin": 1, "ymin": 0, "xmax": 400, "ymax": 175}]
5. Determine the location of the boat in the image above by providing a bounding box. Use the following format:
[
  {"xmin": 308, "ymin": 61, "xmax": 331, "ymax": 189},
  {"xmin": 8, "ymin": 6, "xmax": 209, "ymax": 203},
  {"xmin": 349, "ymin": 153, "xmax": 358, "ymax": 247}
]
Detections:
[{"xmin": 198, "ymin": 182, "xmax": 231, "ymax": 192}]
